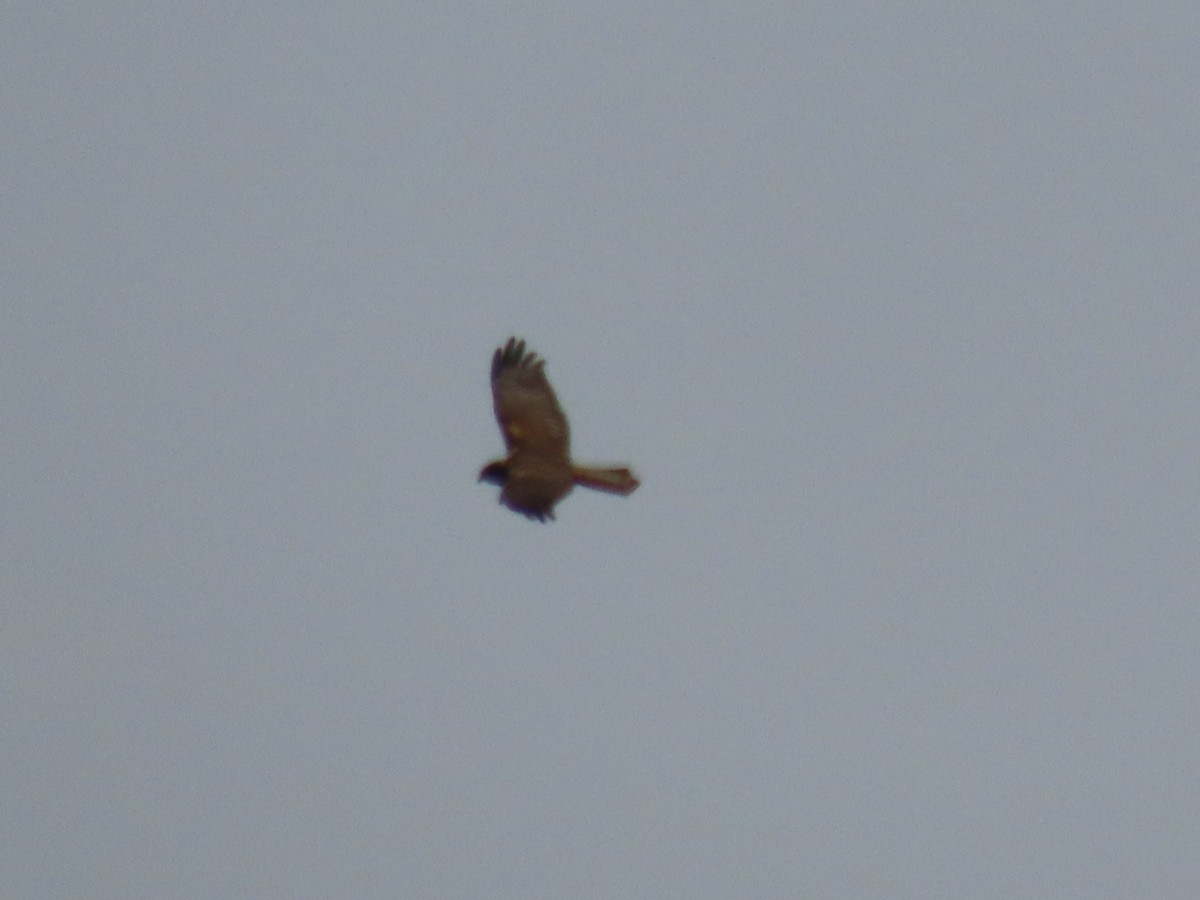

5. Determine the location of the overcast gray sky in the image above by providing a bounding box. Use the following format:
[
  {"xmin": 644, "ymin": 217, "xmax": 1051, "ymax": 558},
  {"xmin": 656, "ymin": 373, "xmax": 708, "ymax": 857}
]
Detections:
[{"xmin": 4, "ymin": 4, "xmax": 1199, "ymax": 898}]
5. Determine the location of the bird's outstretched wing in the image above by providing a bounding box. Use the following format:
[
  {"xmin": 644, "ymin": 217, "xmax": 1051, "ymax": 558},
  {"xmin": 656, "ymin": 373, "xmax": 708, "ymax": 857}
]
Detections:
[{"xmin": 491, "ymin": 337, "xmax": 570, "ymax": 461}]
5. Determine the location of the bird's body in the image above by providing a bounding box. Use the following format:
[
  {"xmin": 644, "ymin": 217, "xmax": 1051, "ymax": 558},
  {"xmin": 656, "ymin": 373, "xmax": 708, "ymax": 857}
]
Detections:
[{"xmin": 479, "ymin": 337, "xmax": 639, "ymax": 521}]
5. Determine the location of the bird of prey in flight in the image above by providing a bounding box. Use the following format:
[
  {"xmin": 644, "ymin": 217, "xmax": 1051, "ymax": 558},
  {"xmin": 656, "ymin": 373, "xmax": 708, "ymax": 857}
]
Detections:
[{"xmin": 479, "ymin": 337, "xmax": 640, "ymax": 521}]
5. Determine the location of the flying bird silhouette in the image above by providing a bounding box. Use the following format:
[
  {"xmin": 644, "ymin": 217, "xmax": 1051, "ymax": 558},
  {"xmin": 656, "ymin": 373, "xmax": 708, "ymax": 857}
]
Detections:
[{"xmin": 479, "ymin": 337, "xmax": 640, "ymax": 521}]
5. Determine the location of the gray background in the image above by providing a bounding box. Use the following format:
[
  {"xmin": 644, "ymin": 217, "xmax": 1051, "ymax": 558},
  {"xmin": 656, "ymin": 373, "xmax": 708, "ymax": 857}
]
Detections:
[{"xmin": 4, "ymin": 4, "xmax": 1198, "ymax": 898}]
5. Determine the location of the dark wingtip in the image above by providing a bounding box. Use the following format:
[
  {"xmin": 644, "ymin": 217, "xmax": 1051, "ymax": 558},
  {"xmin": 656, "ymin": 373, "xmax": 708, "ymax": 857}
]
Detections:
[{"xmin": 493, "ymin": 336, "xmax": 542, "ymax": 375}]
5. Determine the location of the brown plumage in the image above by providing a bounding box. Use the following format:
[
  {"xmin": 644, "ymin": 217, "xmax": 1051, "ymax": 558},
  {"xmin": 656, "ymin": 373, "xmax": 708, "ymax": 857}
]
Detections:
[{"xmin": 479, "ymin": 337, "xmax": 640, "ymax": 521}]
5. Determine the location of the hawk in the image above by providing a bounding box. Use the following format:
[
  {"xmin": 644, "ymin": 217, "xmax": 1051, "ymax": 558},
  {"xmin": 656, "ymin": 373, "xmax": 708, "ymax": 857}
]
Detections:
[{"xmin": 479, "ymin": 337, "xmax": 640, "ymax": 521}]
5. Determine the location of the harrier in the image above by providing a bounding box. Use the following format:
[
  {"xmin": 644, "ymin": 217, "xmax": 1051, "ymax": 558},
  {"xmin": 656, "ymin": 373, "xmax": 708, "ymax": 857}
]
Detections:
[{"xmin": 479, "ymin": 337, "xmax": 639, "ymax": 521}]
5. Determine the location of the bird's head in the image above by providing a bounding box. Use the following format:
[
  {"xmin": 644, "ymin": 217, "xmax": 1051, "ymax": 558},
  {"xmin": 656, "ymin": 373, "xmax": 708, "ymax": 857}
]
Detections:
[{"xmin": 478, "ymin": 461, "xmax": 509, "ymax": 486}]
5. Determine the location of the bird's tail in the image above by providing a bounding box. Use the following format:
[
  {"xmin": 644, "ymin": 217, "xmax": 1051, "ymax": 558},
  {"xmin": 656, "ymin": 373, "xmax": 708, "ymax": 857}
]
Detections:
[{"xmin": 572, "ymin": 465, "xmax": 640, "ymax": 496}]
